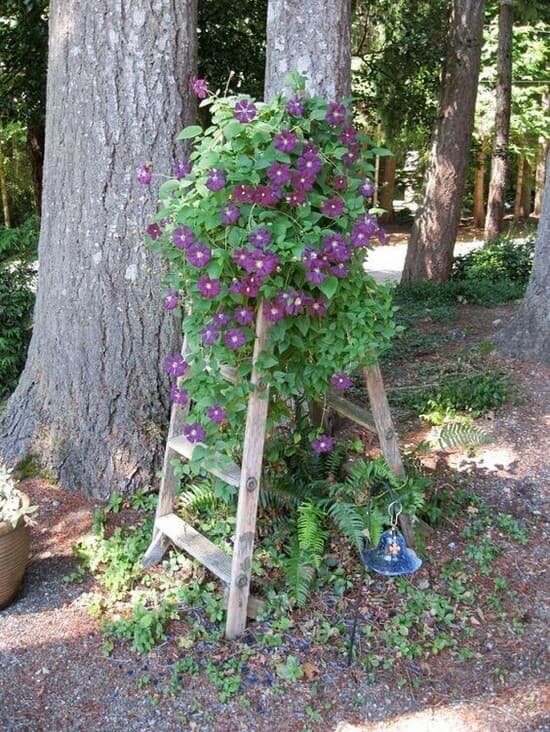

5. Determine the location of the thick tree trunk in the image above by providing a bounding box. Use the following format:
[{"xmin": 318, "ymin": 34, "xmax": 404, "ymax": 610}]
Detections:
[
  {"xmin": 265, "ymin": 0, "xmax": 351, "ymax": 101},
  {"xmin": 379, "ymin": 156, "xmax": 396, "ymax": 223},
  {"xmin": 484, "ymin": 0, "xmax": 514, "ymax": 241},
  {"xmin": 473, "ymin": 145, "xmax": 486, "ymax": 228},
  {"xmin": 513, "ymin": 155, "xmax": 525, "ymax": 221},
  {"xmin": 498, "ymin": 153, "xmax": 550, "ymax": 363},
  {"xmin": 534, "ymin": 140, "xmax": 548, "ymax": 217},
  {"xmin": 26, "ymin": 125, "xmax": 45, "ymax": 218},
  {"xmin": 401, "ymin": 0, "xmax": 485, "ymax": 283},
  {"xmin": 0, "ymin": 141, "xmax": 11, "ymax": 228},
  {"xmin": 0, "ymin": 0, "xmax": 197, "ymax": 499}
]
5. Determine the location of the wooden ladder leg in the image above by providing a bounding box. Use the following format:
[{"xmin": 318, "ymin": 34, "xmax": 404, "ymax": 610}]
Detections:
[
  {"xmin": 142, "ymin": 338, "xmax": 190, "ymax": 568},
  {"xmin": 363, "ymin": 360, "xmax": 415, "ymax": 546},
  {"xmin": 225, "ymin": 307, "xmax": 270, "ymax": 639}
]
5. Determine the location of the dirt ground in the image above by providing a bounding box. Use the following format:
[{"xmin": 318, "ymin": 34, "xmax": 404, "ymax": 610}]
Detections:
[{"xmin": 0, "ymin": 300, "xmax": 549, "ymax": 732}]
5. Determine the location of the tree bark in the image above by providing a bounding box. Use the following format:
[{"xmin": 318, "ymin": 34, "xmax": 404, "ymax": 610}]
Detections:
[
  {"xmin": 401, "ymin": 0, "xmax": 486, "ymax": 283},
  {"xmin": 0, "ymin": 0, "xmax": 197, "ymax": 499},
  {"xmin": 484, "ymin": 0, "xmax": 514, "ymax": 241},
  {"xmin": 473, "ymin": 144, "xmax": 486, "ymax": 228},
  {"xmin": 26, "ymin": 125, "xmax": 45, "ymax": 218},
  {"xmin": 379, "ymin": 155, "xmax": 396, "ymax": 223},
  {"xmin": 0, "ymin": 140, "xmax": 11, "ymax": 228},
  {"xmin": 513, "ymin": 155, "xmax": 525, "ymax": 221},
  {"xmin": 534, "ymin": 140, "xmax": 548, "ymax": 217},
  {"xmin": 498, "ymin": 152, "xmax": 550, "ymax": 363},
  {"xmin": 265, "ymin": 0, "xmax": 351, "ymax": 101},
  {"xmin": 520, "ymin": 157, "xmax": 532, "ymax": 217}
]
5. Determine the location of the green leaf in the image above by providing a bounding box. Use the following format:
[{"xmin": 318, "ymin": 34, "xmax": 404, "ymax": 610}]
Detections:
[
  {"xmin": 177, "ymin": 125, "xmax": 203, "ymax": 140},
  {"xmin": 317, "ymin": 276, "xmax": 338, "ymax": 299}
]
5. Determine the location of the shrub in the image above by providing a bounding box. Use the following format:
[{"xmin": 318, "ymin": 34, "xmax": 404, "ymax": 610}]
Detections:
[
  {"xmin": 0, "ymin": 261, "xmax": 35, "ymax": 399},
  {"xmin": 451, "ymin": 235, "xmax": 535, "ymax": 285}
]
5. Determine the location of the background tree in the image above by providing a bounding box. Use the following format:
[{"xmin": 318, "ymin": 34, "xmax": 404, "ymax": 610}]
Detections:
[
  {"xmin": 401, "ymin": 0, "xmax": 486, "ymax": 283},
  {"xmin": 0, "ymin": 0, "xmax": 197, "ymax": 499},
  {"xmin": 484, "ymin": 0, "xmax": 514, "ymax": 240},
  {"xmin": 0, "ymin": 0, "xmax": 48, "ymax": 216},
  {"xmin": 498, "ymin": 152, "xmax": 549, "ymax": 362}
]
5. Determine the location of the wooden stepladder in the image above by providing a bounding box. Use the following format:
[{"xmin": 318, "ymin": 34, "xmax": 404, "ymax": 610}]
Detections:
[{"xmin": 143, "ymin": 306, "xmax": 410, "ymax": 639}]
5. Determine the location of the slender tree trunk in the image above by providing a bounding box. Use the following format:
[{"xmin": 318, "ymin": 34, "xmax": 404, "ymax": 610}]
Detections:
[
  {"xmin": 498, "ymin": 152, "xmax": 550, "ymax": 363},
  {"xmin": 0, "ymin": 0, "xmax": 197, "ymax": 499},
  {"xmin": 520, "ymin": 157, "xmax": 532, "ymax": 217},
  {"xmin": 513, "ymin": 155, "xmax": 525, "ymax": 221},
  {"xmin": 26, "ymin": 125, "xmax": 45, "ymax": 218},
  {"xmin": 484, "ymin": 0, "xmax": 514, "ymax": 241},
  {"xmin": 401, "ymin": 0, "xmax": 486, "ymax": 283},
  {"xmin": 534, "ymin": 140, "xmax": 548, "ymax": 217},
  {"xmin": 265, "ymin": 0, "xmax": 351, "ymax": 101},
  {"xmin": 473, "ymin": 145, "xmax": 486, "ymax": 228},
  {"xmin": 379, "ymin": 155, "xmax": 396, "ymax": 223},
  {"xmin": 0, "ymin": 141, "xmax": 11, "ymax": 228}
]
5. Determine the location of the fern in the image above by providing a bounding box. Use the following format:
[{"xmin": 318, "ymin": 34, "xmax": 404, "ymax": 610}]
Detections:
[
  {"xmin": 283, "ymin": 536, "xmax": 317, "ymax": 608},
  {"xmin": 178, "ymin": 482, "xmax": 218, "ymax": 516},
  {"xmin": 326, "ymin": 502, "xmax": 366, "ymax": 551},
  {"xmin": 297, "ymin": 501, "xmax": 327, "ymax": 563},
  {"xmin": 366, "ymin": 502, "xmax": 386, "ymax": 547},
  {"xmin": 434, "ymin": 421, "xmax": 492, "ymax": 450}
]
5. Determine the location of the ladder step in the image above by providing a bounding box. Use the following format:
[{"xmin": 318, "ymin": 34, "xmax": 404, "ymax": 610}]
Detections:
[
  {"xmin": 326, "ymin": 392, "xmax": 377, "ymax": 433},
  {"xmin": 168, "ymin": 434, "xmax": 242, "ymax": 487},
  {"xmin": 156, "ymin": 513, "xmax": 232, "ymax": 584}
]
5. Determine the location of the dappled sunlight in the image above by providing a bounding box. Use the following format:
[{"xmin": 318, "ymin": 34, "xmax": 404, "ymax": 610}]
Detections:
[{"xmin": 335, "ymin": 679, "xmax": 550, "ymax": 731}]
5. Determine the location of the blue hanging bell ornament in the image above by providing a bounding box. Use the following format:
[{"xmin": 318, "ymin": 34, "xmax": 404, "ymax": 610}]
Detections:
[{"xmin": 361, "ymin": 502, "xmax": 422, "ymax": 576}]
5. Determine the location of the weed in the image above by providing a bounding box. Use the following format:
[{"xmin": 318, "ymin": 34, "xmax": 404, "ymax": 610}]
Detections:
[
  {"xmin": 205, "ymin": 658, "xmax": 242, "ymax": 701},
  {"xmin": 103, "ymin": 600, "xmax": 177, "ymax": 653},
  {"xmin": 275, "ymin": 655, "xmax": 304, "ymax": 681}
]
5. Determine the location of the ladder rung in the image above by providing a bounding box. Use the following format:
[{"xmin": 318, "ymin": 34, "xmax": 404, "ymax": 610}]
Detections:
[
  {"xmin": 156, "ymin": 513, "xmax": 232, "ymax": 584},
  {"xmin": 168, "ymin": 435, "xmax": 242, "ymax": 487},
  {"xmin": 326, "ymin": 392, "xmax": 377, "ymax": 433}
]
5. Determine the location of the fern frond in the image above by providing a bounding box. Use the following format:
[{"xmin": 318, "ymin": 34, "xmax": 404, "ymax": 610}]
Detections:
[
  {"xmin": 327, "ymin": 502, "xmax": 366, "ymax": 551},
  {"xmin": 178, "ymin": 482, "xmax": 218, "ymax": 516},
  {"xmin": 297, "ymin": 501, "xmax": 327, "ymax": 561},
  {"xmin": 283, "ymin": 537, "xmax": 316, "ymax": 608},
  {"xmin": 366, "ymin": 503, "xmax": 386, "ymax": 547},
  {"xmin": 433, "ymin": 421, "xmax": 492, "ymax": 450}
]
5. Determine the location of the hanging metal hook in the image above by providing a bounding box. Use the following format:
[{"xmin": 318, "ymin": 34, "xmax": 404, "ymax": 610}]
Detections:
[{"xmin": 388, "ymin": 500, "xmax": 402, "ymax": 528}]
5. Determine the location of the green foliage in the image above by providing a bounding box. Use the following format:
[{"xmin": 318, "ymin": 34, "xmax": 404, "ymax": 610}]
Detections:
[
  {"xmin": 433, "ymin": 420, "xmax": 492, "ymax": 450},
  {"xmin": 0, "ymin": 261, "xmax": 35, "ymax": 400},
  {"xmin": 0, "ymin": 462, "xmax": 37, "ymax": 526},
  {"xmin": 103, "ymin": 600, "xmax": 176, "ymax": 653},
  {"xmin": 452, "ymin": 236, "xmax": 535, "ymax": 286}
]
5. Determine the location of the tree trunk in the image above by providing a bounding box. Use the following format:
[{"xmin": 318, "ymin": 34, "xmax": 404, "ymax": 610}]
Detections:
[
  {"xmin": 0, "ymin": 140, "xmax": 11, "ymax": 228},
  {"xmin": 264, "ymin": 0, "xmax": 351, "ymax": 101},
  {"xmin": 484, "ymin": 0, "xmax": 514, "ymax": 241},
  {"xmin": 473, "ymin": 145, "xmax": 486, "ymax": 228},
  {"xmin": 401, "ymin": 0, "xmax": 486, "ymax": 283},
  {"xmin": 26, "ymin": 125, "xmax": 45, "ymax": 218},
  {"xmin": 379, "ymin": 155, "xmax": 396, "ymax": 223},
  {"xmin": 513, "ymin": 155, "xmax": 525, "ymax": 221},
  {"xmin": 533, "ymin": 140, "xmax": 548, "ymax": 217},
  {"xmin": 0, "ymin": 0, "xmax": 197, "ymax": 499},
  {"xmin": 520, "ymin": 157, "xmax": 532, "ymax": 217},
  {"xmin": 498, "ymin": 152, "xmax": 550, "ymax": 363}
]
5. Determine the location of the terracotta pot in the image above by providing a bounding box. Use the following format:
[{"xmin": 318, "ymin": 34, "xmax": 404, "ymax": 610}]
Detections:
[{"xmin": 0, "ymin": 494, "xmax": 31, "ymax": 610}]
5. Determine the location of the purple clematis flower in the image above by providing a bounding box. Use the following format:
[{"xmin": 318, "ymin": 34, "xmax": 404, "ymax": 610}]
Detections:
[
  {"xmin": 212, "ymin": 310, "xmax": 231, "ymax": 327},
  {"xmin": 234, "ymin": 99, "xmax": 257, "ymax": 123},
  {"xmin": 325, "ymin": 102, "xmax": 346, "ymax": 126},
  {"xmin": 267, "ymin": 162, "xmax": 291, "ymax": 186},
  {"xmin": 164, "ymin": 354, "xmax": 188, "ymax": 378},
  {"xmin": 234, "ymin": 305, "xmax": 255, "ymax": 326},
  {"xmin": 231, "ymin": 184, "xmax": 255, "ymax": 203},
  {"xmin": 339, "ymin": 126, "xmax": 357, "ymax": 145},
  {"xmin": 291, "ymin": 170, "xmax": 315, "ymax": 192},
  {"xmin": 285, "ymin": 190, "xmax": 306, "ymax": 208},
  {"xmin": 359, "ymin": 178, "xmax": 375, "ymax": 197},
  {"xmin": 322, "ymin": 197, "xmax": 345, "ymax": 218},
  {"xmin": 306, "ymin": 297, "xmax": 327, "ymax": 317},
  {"xmin": 263, "ymin": 297, "xmax": 286, "ymax": 323},
  {"xmin": 248, "ymin": 227, "xmax": 272, "ymax": 248},
  {"xmin": 137, "ymin": 164, "xmax": 152, "ymax": 185},
  {"xmin": 312, "ymin": 434, "xmax": 334, "ymax": 453},
  {"xmin": 170, "ymin": 386, "xmax": 189, "ymax": 405},
  {"xmin": 332, "ymin": 175, "xmax": 348, "ymax": 191},
  {"xmin": 224, "ymin": 328, "xmax": 247, "ymax": 350},
  {"xmin": 330, "ymin": 372, "xmax": 353, "ymax": 391},
  {"xmin": 146, "ymin": 222, "xmax": 162, "ymax": 240},
  {"xmin": 173, "ymin": 226, "xmax": 195, "ymax": 250},
  {"xmin": 296, "ymin": 151, "xmax": 322, "ymax": 175},
  {"xmin": 164, "ymin": 289, "xmax": 180, "ymax": 310},
  {"xmin": 206, "ymin": 168, "xmax": 226, "ymax": 192},
  {"xmin": 187, "ymin": 242, "xmax": 212, "ymax": 268},
  {"xmin": 273, "ymin": 129, "xmax": 298, "ymax": 154},
  {"xmin": 285, "ymin": 97, "xmax": 305, "ymax": 117},
  {"xmin": 197, "ymin": 275, "xmax": 221, "ymax": 299},
  {"xmin": 200, "ymin": 323, "xmax": 219, "ymax": 345},
  {"xmin": 206, "ymin": 404, "xmax": 227, "ymax": 424},
  {"xmin": 183, "ymin": 422, "xmax": 206, "ymax": 443},
  {"xmin": 192, "ymin": 78, "xmax": 208, "ymax": 99},
  {"xmin": 220, "ymin": 203, "xmax": 240, "ymax": 226},
  {"xmin": 173, "ymin": 157, "xmax": 192, "ymax": 179}
]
